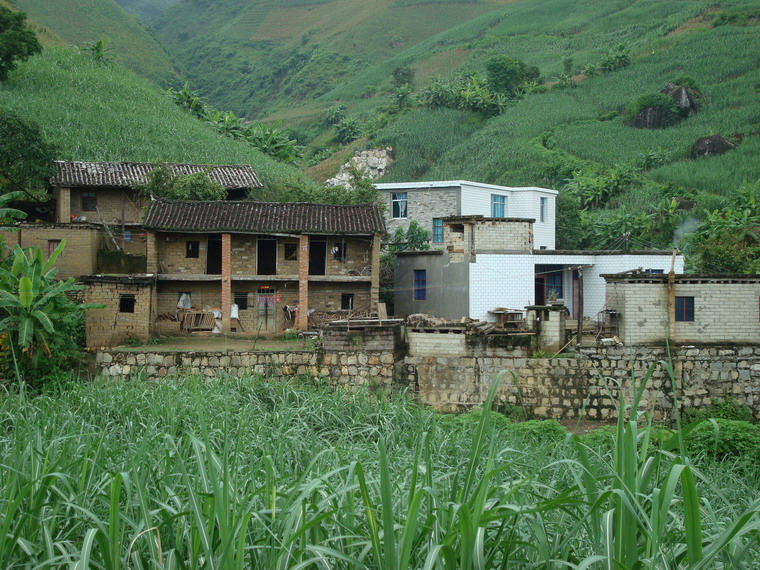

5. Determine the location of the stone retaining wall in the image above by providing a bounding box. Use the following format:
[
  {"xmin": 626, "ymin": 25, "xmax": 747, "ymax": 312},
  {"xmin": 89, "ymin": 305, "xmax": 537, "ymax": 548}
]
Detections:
[
  {"xmin": 97, "ymin": 349, "xmax": 396, "ymax": 388},
  {"xmin": 405, "ymin": 344, "xmax": 760, "ymax": 420}
]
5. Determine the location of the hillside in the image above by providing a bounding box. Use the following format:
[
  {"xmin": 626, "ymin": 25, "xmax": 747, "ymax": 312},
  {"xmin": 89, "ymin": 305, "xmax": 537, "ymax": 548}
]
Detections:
[
  {"xmin": 0, "ymin": 47, "xmax": 318, "ymax": 195},
  {"xmin": 10, "ymin": 0, "xmax": 177, "ymax": 85},
  {"xmin": 113, "ymin": 0, "xmax": 181, "ymax": 24}
]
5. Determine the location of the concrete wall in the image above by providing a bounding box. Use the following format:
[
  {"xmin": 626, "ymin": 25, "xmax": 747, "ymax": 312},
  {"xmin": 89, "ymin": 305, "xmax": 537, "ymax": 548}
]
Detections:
[
  {"xmin": 394, "ymin": 251, "xmax": 469, "ymax": 319},
  {"xmin": 607, "ymin": 278, "xmax": 760, "ymax": 345},
  {"xmin": 1, "ymin": 224, "xmax": 104, "ymax": 279}
]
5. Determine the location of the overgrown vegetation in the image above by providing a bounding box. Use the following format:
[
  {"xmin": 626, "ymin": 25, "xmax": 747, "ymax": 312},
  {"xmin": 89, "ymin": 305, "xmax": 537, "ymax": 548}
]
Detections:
[
  {"xmin": 0, "ymin": 369, "xmax": 757, "ymax": 567},
  {"xmin": 0, "ymin": 5, "xmax": 41, "ymax": 81},
  {"xmin": 0, "ymin": 109, "xmax": 56, "ymax": 198},
  {"xmin": 137, "ymin": 163, "xmax": 226, "ymax": 201}
]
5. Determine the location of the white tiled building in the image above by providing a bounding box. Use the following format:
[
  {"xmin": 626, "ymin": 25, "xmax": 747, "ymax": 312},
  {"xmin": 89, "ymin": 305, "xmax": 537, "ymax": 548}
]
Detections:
[
  {"xmin": 394, "ymin": 217, "xmax": 683, "ymax": 322},
  {"xmin": 375, "ymin": 180, "xmax": 557, "ymax": 250}
]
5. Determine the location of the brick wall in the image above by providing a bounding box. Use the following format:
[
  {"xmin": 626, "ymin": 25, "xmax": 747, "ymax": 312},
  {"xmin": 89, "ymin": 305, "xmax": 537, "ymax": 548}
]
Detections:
[
  {"xmin": 156, "ymin": 233, "xmax": 208, "ymax": 274},
  {"xmin": 2, "ymin": 224, "xmax": 104, "ymax": 278},
  {"xmin": 69, "ymin": 188, "xmax": 144, "ymax": 223},
  {"xmin": 606, "ymin": 278, "xmax": 760, "ymax": 345},
  {"xmin": 472, "ymin": 220, "xmax": 533, "ymax": 253},
  {"xmin": 84, "ymin": 279, "xmax": 154, "ymax": 347}
]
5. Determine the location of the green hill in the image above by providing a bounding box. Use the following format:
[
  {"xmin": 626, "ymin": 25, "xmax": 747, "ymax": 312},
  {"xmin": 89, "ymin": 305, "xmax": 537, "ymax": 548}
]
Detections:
[
  {"xmin": 113, "ymin": 0, "xmax": 181, "ymax": 24},
  {"xmin": 11, "ymin": 0, "xmax": 177, "ymax": 85},
  {"xmin": 0, "ymin": 47, "xmax": 317, "ymax": 195}
]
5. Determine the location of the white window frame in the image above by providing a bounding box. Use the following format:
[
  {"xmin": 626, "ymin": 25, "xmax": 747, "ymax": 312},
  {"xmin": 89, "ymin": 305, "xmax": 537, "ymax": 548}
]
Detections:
[
  {"xmin": 540, "ymin": 196, "xmax": 547, "ymax": 223},
  {"xmin": 491, "ymin": 194, "xmax": 506, "ymax": 218},
  {"xmin": 392, "ymin": 192, "xmax": 408, "ymax": 219}
]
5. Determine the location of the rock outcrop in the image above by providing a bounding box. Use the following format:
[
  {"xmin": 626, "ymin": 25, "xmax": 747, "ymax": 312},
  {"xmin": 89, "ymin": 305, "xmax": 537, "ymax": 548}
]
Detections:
[
  {"xmin": 324, "ymin": 148, "xmax": 394, "ymax": 188},
  {"xmin": 691, "ymin": 135, "xmax": 736, "ymax": 158}
]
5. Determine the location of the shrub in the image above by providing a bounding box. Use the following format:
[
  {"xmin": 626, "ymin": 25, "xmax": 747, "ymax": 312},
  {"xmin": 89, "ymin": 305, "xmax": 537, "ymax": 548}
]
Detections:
[
  {"xmin": 685, "ymin": 419, "xmax": 760, "ymax": 461},
  {"xmin": 626, "ymin": 92, "xmax": 678, "ymax": 119},
  {"xmin": 683, "ymin": 398, "xmax": 755, "ymax": 424},
  {"xmin": 512, "ymin": 419, "xmax": 567, "ymax": 442}
]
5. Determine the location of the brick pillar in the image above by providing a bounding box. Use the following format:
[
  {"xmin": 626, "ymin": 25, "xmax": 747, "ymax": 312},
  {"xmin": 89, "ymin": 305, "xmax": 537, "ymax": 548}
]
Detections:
[
  {"xmin": 370, "ymin": 232, "xmax": 381, "ymax": 314},
  {"xmin": 297, "ymin": 234, "xmax": 309, "ymax": 330},
  {"xmin": 146, "ymin": 232, "xmax": 158, "ymax": 273},
  {"xmin": 55, "ymin": 187, "xmax": 70, "ymax": 223},
  {"xmin": 222, "ymin": 233, "xmax": 232, "ymax": 332}
]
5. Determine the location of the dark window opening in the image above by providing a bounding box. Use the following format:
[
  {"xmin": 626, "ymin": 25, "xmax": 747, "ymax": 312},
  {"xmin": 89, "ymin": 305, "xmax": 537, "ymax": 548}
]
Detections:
[
  {"xmin": 81, "ymin": 191, "xmax": 97, "ymax": 211},
  {"xmin": 675, "ymin": 296, "xmax": 694, "ymax": 322},
  {"xmin": 414, "ymin": 270, "xmax": 427, "ymax": 301},
  {"xmin": 234, "ymin": 292, "xmax": 248, "ymax": 310},
  {"xmin": 257, "ymin": 238, "xmax": 277, "ymax": 275},
  {"xmin": 333, "ymin": 242, "xmax": 347, "ymax": 262},
  {"xmin": 186, "ymin": 241, "xmax": 199, "ymax": 258},
  {"xmin": 643, "ymin": 268, "xmax": 664, "ymax": 274},
  {"xmin": 206, "ymin": 234, "xmax": 222, "ymax": 274},
  {"xmin": 341, "ymin": 293, "xmax": 354, "ymax": 310},
  {"xmin": 47, "ymin": 240, "xmax": 62, "ymax": 257},
  {"xmin": 119, "ymin": 294, "xmax": 136, "ymax": 313},
  {"xmin": 309, "ymin": 237, "xmax": 326, "ymax": 275},
  {"xmin": 451, "ymin": 224, "xmax": 464, "ymax": 234},
  {"xmin": 536, "ymin": 265, "xmax": 563, "ymax": 302},
  {"xmin": 284, "ymin": 243, "xmax": 298, "ymax": 261}
]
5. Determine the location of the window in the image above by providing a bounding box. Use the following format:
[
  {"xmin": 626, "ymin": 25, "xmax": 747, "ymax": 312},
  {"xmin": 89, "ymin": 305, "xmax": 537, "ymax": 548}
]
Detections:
[
  {"xmin": 432, "ymin": 218, "xmax": 443, "ymax": 243},
  {"xmin": 675, "ymin": 296, "xmax": 694, "ymax": 322},
  {"xmin": 186, "ymin": 241, "xmax": 200, "ymax": 258},
  {"xmin": 119, "ymin": 294, "xmax": 136, "ymax": 313},
  {"xmin": 333, "ymin": 242, "xmax": 347, "ymax": 262},
  {"xmin": 81, "ymin": 191, "xmax": 97, "ymax": 211},
  {"xmin": 284, "ymin": 243, "xmax": 298, "ymax": 261},
  {"xmin": 414, "ymin": 269, "xmax": 427, "ymax": 301},
  {"xmin": 491, "ymin": 194, "xmax": 506, "ymax": 217},
  {"xmin": 341, "ymin": 293, "xmax": 354, "ymax": 310},
  {"xmin": 392, "ymin": 192, "xmax": 408, "ymax": 219},
  {"xmin": 123, "ymin": 230, "xmax": 132, "ymax": 242},
  {"xmin": 47, "ymin": 240, "xmax": 62, "ymax": 257},
  {"xmin": 234, "ymin": 292, "xmax": 249, "ymax": 310},
  {"xmin": 540, "ymin": 197, "xmax": 547, "ymax": 223},
  {"xmin": 643, "ymin": 268, "xmax": 664, "ymax": 274}
]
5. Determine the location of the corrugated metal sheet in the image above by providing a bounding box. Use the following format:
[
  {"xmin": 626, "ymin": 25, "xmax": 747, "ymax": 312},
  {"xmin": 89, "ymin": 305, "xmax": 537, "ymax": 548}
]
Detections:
[
  {"xmin": 143, "ymin": 199, "xmax": 386, "ymax": 235},
  {"xmin": 52, "ymin": 161, "xmax": 262, "ymax": 189}
]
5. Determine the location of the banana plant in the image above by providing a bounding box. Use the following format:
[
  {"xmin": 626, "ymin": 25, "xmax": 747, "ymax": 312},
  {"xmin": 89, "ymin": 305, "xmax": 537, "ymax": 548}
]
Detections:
[{"xmin": 0, "ymin": 242, "xmax": 100, "ymax": 380}]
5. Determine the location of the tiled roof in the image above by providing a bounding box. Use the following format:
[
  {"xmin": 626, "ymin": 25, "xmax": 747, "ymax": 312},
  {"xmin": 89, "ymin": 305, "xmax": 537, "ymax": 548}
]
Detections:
[
  {"xmin": 143, "ymin": 199, "xmax": 386, "ymax": 235},
  {"xmin": 51, "ymin": 161, "xmax": 262, "ymax": 189}
]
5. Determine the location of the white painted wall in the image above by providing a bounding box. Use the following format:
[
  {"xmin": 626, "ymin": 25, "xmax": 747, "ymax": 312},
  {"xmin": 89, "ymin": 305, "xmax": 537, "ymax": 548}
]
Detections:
[{"xmin": 469, "ymin": 252, "xmax": 682, "ymax": 321}]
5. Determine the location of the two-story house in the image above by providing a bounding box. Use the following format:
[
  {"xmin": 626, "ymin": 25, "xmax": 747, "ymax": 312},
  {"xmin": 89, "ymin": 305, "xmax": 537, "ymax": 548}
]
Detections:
[
  {"xmin": 83, "ymin": 199, "xmax": 386, "ymax": 347},
  {"xmin": 1, "ymin": 161, "xmax": 261, "ymax": 278},
  {"xmin": 374, "ymin": 180, "xmax": 557, "ymax": 250}
]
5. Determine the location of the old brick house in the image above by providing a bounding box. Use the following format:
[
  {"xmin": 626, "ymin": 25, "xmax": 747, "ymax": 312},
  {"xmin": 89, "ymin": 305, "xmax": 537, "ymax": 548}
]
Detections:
[
  {"xmin": 1, "ymin": 161, "xmax": 261, "ymax": 278},
  {"xmin": 84, "ymin": 199, "xmax": 386, "ymax": 347}
]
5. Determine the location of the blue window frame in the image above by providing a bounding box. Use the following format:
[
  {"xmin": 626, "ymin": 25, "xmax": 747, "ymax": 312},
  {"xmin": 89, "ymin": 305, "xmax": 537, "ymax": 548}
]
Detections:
[
  {"xmin": 392, "ymin": 192, "xmax": 408, "ymax": 219},
  {"xmin": 432, "ymin": 218, "xmax": 443, "ymax": 243},
  {"xmin": 536, "ymin": 264, "xmax": 563, "ymax": 300},
  {"xmin": 675, "ymin": 296, "xmax": 694, "ymax": 321},
  {"xmin": 491, "ymin": 194, "xmax": 506, "ymax": 217},
  {"xmin": 414, "ymin": 270, "xmax": 427, "ymax": 301}
]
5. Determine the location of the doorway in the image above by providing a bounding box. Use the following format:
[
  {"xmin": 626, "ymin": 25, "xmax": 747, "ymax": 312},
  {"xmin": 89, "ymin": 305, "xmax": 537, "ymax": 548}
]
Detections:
[
  {"xmin": 309, "ymin": 237, "xmax": 326, "ymax": 275},
  {"xmin": 206, "ymin": 234, "xmax": 222, "ymax": 274},
  {"xmin": 257, "ymin": 238, "xmax": 277, "ymax": 275},
  {"xmin": 257, "ymin": 287, "xmax": 276, "ymax": 331}
]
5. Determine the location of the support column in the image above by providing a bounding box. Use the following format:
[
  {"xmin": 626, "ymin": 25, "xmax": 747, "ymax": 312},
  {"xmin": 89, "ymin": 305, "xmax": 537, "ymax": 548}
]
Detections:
[
  {"xmin": 55, "ymin": 187, "xmax": 71, "ymax": 223},
  {"xmin": 297, "ymin": 234, "xmax": 309, "ymax": 330},
  {"xmin": 370, "ymin": 233, "xmax": 381, "ymax": 314},
  {"xmin": 146, "ymin": 231, "xmax": 158, "ymax": 273},
  {"xmin": 221, "ymin": 233, "xmax": 232, "ymax": 333}
]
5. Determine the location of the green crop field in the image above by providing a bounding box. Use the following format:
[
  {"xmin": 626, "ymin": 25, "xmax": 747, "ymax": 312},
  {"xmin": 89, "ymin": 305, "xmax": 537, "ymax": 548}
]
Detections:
[
  {"xmin": 0, "ymin": 48, "xmax": 318, "ymax": 195},
  {"xmin": 0, "ymin": 373, "xmax": 758, "ymax": 567}
]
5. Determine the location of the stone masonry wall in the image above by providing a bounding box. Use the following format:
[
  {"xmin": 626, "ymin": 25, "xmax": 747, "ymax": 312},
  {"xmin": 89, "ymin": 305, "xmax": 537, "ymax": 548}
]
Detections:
[
  {"xmin": 405, "ymin": 343, "xmax": 760, "ymax": 420},
  {"xmin": 383, "ymin": 188, "xmax": 459, "ymax": 238},
  {"xmin": 96, "ymin": 349, "xmax": 396, "ymax": 389}
]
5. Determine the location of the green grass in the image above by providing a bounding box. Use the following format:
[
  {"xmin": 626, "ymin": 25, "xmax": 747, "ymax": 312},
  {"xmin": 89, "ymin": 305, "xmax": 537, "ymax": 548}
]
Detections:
[
  {"xmin": 12, "ymin": 0, "xmax": 176, "ymax": 85},
  {"xmin": 0, "ymin": 369, "xmax": 758, "ymax": 567},
  {"xmin": 0, "ymin": 48, "xmax": 318, "ymax": 195}
]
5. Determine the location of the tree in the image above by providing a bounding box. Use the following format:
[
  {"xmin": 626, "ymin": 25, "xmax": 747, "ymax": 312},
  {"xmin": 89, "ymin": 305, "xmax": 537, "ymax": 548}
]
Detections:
[
  {"xmin": 0, "ymin": 6, "xmax": 42, "ymax": 81},
  {"xmin": 138, "ymin": 164, "xmax": 227, "ymax": 201},
  {"xmin": 0, "ymin": 110, "xmax": 57, "ymax": 198},
  {"xmin": 485, "ymin": 55, "xmax": 540, "ymax": 97},
  {"xmin": 0, "ymin": 190, "xmax": 27, "ymax": 223},
  {"xmin": 391, "ymin": 64, "xmax": 415, "ymax": 89}
]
